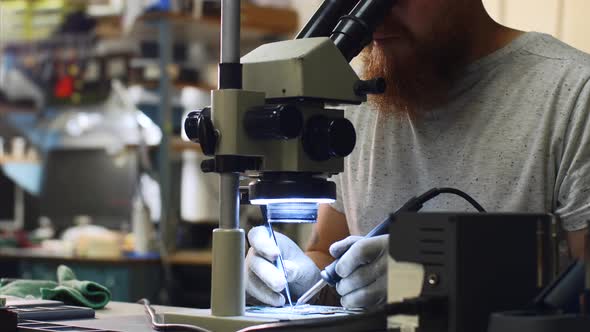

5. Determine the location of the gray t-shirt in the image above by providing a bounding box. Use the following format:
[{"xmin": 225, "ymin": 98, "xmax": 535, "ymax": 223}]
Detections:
[{"xmin": 331, "ymin": 32, "xmax": 590, "ymax": 235}]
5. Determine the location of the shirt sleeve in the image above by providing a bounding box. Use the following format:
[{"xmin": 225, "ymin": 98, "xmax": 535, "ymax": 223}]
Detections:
[
  {"xmin": 555, "ymin": 79, "xmax": 590, "ymax": 232},
  {"xmin": 329, "ymin": 172, "xmax": 345, "ymax": 214}
]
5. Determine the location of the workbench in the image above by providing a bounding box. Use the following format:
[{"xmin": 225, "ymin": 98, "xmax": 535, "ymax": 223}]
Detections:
[
  {"xmin": 38, "ymin": 301, "xmax": 384, "ymax": 332},
  {"xmin": 12, "ymin": 301, "xmax": 216, "ymax": 331}
]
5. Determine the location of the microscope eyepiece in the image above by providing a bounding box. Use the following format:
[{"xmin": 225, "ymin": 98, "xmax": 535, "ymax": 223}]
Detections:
[
  {"xmin": 331, "ymin": 0, "xmax": 396, "ymax": 62},
  {"xmin": 296, "ymin": 0, "xmax": 359, "ymax": 39}
]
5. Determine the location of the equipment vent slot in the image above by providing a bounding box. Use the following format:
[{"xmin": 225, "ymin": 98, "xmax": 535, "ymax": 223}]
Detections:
[
  {"xmin": 420, "ymin": 250, "xmax": 444, "ymax": 256},
  {"xmin": 420, "ymin": 239, "xmax": 444, "ymax": 244},
  {"xmin": 420, "ymin": 227, "xmax": 444, "ymax": 232},
  {"xmin": 421, "ymin": 262, "xmax": 444, "ymax": 267}
]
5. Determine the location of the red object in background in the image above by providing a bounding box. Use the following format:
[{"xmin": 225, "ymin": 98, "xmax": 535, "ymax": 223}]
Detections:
[{"xmin": 54, "ymin": 76, "xmax": 75, "ymax": 98}]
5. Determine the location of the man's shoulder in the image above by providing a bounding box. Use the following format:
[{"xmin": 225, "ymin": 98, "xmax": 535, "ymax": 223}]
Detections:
[{"xmin": 520, "ymin": 32, "xmax": 590, "ymax": 75}]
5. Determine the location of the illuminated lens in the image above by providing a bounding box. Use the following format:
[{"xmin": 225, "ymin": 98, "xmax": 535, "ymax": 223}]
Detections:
[{"xmin": 266, "ymin": 202, "xmax": 323, "ymax": 223}]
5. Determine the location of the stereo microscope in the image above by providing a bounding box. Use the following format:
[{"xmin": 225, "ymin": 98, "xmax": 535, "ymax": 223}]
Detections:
[{"xmin": 183, "ymin": 0, "xmax": 394, "ymax": 322}]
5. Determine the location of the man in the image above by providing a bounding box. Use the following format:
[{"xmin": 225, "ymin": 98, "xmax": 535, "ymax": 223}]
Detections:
[{"xmin": 246, "ymin": 0, "xmax": 590, "ymax": 309}]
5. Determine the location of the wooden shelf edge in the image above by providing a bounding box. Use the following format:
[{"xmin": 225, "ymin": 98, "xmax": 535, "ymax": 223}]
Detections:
[
  {"xmin": 166, "ymin": 249, "xmax": 212, "ymax": 266},
  {"xmin": 130, "ymin": 80, "xmax": 215, "ymax": 92},
  {"xmin": 0, "ymin": 157, "xmax": 40, "ymax": 165},
  {"xmin": 139, "ymin": 4, "xmax": 298, "ymax": 36},
  {"xmin": 170, "ymin": 137, "xmax": 201, "ymax": 152}
]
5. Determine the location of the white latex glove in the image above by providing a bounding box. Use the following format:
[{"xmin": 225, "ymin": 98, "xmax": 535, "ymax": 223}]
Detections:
[
  {"xmin": 246, "ymin": 226, "xmax": 320, "ymax": 307},
  {"xmin": 330, "ymin": 234, "xmax": 388, "ymax": 308}
]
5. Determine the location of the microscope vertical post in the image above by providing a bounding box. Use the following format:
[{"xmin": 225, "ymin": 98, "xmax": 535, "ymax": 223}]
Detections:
[
  {"xmin": 211, "ymin": 173, "xmax": 244, "ymax": 316},
  {"xmin": 221, "ymin": 0, "xmax": 240, "ymax": 66},
  {"xmin": 210, "ymin": 0, "xmax": 245, "ymax": 317}
]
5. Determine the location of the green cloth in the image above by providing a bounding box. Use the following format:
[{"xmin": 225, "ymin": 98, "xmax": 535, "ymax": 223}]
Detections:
[{"xmin": 0, "ymin": 265, "xmax": 111, "ymax": 309}]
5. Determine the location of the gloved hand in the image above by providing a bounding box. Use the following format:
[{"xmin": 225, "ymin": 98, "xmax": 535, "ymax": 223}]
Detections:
[
  {"xmin": 330, "ymin": 234, "xmax": 388, "ymax": 308},
  {"xmin": 246, "ymin": 226, "xmax": 320, "ymax": 307}
]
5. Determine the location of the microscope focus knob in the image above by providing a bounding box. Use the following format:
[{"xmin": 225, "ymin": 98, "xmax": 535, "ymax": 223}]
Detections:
[
  {"xmin": 244, "ymin": 104, "xmax": 304, "ymax": 140},
  {"xmin": 183, "ymin": 107, "xmax": 218, "ymax": 156},
  {"xmin": 184, "ymin": 111, "xmax": 201, "ymax": 141},
  {"xmin": 303, "ymin": 116, "xmax": 356, "ymax": 161}
]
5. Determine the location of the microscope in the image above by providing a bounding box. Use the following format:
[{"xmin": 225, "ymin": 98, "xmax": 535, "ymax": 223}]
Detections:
[{"xmin": 183, "ymin": 0, "xmax": 394, "ymax": 321}]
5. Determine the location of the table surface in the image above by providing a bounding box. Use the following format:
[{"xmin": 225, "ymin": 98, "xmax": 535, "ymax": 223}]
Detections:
[
  {"xmin": 49, "ymin": 302, "xmax": 382, "ymax": 332},
  {"xmin": 54, "ymin": 302, "xmax": 273, "ymax": 332},
  {"xmin": 49, "ymin": 301, "xmax": 190, "ymax": 332}
]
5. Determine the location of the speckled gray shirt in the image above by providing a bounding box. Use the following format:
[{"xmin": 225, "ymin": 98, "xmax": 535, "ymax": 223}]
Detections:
[{"xmin": 331, "ymin": 32, "xmax": 590, "ymax": 235}]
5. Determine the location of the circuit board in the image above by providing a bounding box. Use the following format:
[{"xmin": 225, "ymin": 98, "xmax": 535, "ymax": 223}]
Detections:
[{"xmin": 247, "ymin": 304, "xmax": 363, "ymax": 316}]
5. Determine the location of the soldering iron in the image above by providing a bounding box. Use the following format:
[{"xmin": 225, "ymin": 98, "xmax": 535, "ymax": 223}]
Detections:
[{"xmin": 297, "ymin": 188, "xmax": 486, "ymax": 305}]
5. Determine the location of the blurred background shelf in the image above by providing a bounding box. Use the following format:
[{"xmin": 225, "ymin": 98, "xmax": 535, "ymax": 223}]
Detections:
[
  {"xmin": 130, "ymin": 80, "xmax": 215, "ymax": 92},
  {"xmin": 0, "ymin": 0, "xmax": 299, "ymax": 308},
  {"xmin": 167, "ymin": 249, "xmax": 212, "ymax": 265},
  {"xmin": 0, "ymin": 247, "xmax": 211, "ymax": 266},
  {"xmin": 94, "ymin": 4, "xmax": 298, "ymax": 43},
  {"xmin": 121, "ymin": 1, "xmax": 299, "ymax": 259},
  {"xmin": 0, "ymin": 158, "xmax": 40, "ymax": 165},
  {"xmin": 135, "ymin": 4, "xmax": 298, "ymax": 39}
]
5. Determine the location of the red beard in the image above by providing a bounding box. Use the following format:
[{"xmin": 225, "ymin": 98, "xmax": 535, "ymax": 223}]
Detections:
[{"xmin": 362, "ymin": 21, "xmax": 471, "ymax": 118}]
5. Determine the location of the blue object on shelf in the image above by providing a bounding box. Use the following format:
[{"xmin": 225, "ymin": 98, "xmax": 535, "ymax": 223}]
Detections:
[
  {"xmin": 123, "ymin": 252, "xmax": 160, "ymax": 259},
  {"xmin": 1, "ymin": 163, "xmax": 42, "ymax": 196},
  {"xmin": 146, "ymin": 0, "xmax": 171, "ymax": 12},
  {"xmin": 6, "ymin": 112, "xmax": 61, "ymax": 151}
]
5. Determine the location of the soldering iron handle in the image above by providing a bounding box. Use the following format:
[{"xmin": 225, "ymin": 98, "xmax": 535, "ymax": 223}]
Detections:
[
  {"xmin": 320, "ymin": 215, "xmax": 393, "ymax": 286},
  {"xmin": 366, "ymin": 215, "xmax": 394, "ymax": 237},
  {"xmin": 321, "ymin": 260, "xmax": 340, "ymax": 286}
]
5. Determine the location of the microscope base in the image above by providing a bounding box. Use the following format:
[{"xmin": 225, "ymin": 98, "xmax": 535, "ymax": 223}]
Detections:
[
  {"xmin": 162, "ymin": 307, "xmax": 359, "ymax": 332},
  {"xmin": 162, "ymin": 311, "xmax": 278, "ymax": 332}
]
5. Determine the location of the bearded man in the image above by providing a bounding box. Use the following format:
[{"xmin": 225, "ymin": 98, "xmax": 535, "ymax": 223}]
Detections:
[{"xmin": 245, "ymin": 0, "xmax": 590, "ymax": 308}]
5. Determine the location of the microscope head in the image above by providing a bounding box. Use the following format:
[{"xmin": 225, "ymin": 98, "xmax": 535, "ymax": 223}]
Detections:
[{"xmin": 184, "ymin": 0, "xmax": 396, "ymax": 223}]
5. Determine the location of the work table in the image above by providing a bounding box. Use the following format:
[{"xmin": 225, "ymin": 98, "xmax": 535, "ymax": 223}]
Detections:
[{"xmin": 33, "ymin": 301, "xmax": 403, "ymax": 332}]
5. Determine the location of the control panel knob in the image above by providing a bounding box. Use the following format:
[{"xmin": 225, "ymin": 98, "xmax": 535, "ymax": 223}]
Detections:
[
  {"xmin": 303, "ymin": 116, "xmax": 356, "ymax": 161},
  {"xmin": 183, "ymin": 107, "xmax": 217, "ymax": 156},
  {"xmin": 244, "ymin": 104, "xmax": 303, "ymax": 140}
]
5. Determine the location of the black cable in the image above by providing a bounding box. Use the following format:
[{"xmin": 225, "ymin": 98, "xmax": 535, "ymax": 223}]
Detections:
[
  {"xmin": 138, "ymin": 299, "xmax": 212, "ymax": 332},
  {"xmin": 398, "ymin": 187, "xmax": 486, "ymax": 213}
]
